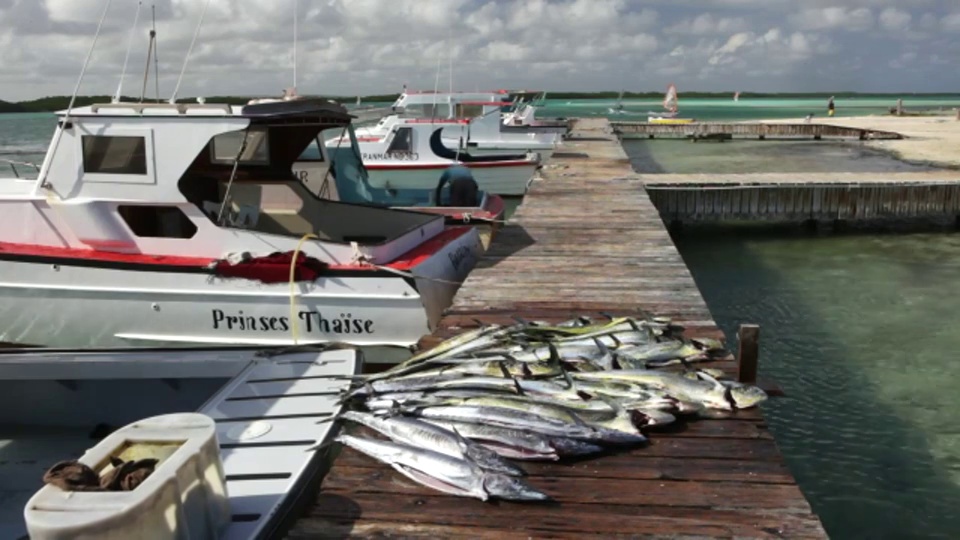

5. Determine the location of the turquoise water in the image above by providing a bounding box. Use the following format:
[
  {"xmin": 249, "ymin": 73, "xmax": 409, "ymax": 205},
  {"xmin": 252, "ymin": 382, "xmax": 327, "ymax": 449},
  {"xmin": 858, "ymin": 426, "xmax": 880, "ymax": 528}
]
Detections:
[
  {"xmin": 0, "ymin": 113, "xmax": 55, "ymax": 178},
  {"xmin": 672, "ymin": 230, "xmax": 960, "ymax": 539},
  {"xmin": 538, "ymin": 96, "xmax": 960, "ymax": 122},
  {"xmin": 625, "ymin": 139, "xmax": 943, "ymax": 174}
]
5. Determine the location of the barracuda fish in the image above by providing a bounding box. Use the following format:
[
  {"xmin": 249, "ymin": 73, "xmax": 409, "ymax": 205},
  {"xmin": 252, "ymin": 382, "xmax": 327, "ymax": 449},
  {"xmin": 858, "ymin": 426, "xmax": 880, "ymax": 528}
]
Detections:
[
  {"xmin": 430, "ymin": 396, "xmax": 647, "ymax": 445},
  {"xmin": 335, "ymin": 434, "xmax": 549, "ymax": 502},
  {"xmin": 346, "ymin": 375, "xmax": 577, "ymax": 401},
  {"xmin": 420, "ymin": 419, "xmax": 562, "ymax": 461},
  {"xmin": 402, "ymin": 404, "xmax": 608, "ymax": 441},
  {"xmin": 387, "ymin": 359, "xmax": 559, "ymax": 380},
  {"xmin": 337, "ymin": 411, "xmax": 525, "ymax": 476}
]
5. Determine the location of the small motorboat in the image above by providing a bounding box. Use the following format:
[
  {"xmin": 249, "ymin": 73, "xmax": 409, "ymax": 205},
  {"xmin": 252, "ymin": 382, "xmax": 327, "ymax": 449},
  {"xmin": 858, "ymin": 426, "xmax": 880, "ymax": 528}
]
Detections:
[{"xmin": 294, "ymin": 134, "xmax": 506, "ymax": 249}]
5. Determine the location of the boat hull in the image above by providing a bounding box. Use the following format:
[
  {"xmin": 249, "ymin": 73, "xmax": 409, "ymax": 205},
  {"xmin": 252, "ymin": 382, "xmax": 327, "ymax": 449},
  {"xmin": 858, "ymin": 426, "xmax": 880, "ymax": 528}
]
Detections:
[
  {"xmin": 365, "ymin": 162, "xmax": 537, "ymax": 196},
  {"xmin": 0, "ymin": 230, "xmax": 482, "ymax": 363}
]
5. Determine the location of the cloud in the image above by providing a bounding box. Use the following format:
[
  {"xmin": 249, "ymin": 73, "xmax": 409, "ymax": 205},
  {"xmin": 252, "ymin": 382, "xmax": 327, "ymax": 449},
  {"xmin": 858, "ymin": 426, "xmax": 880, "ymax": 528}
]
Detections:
[
  {"xmin": 0, "ymin": 0, "xmax": 956, "ymax": 100},
  {"xmin": 878, "ymin": 7, "xmax": 911, "ymax": 32}
]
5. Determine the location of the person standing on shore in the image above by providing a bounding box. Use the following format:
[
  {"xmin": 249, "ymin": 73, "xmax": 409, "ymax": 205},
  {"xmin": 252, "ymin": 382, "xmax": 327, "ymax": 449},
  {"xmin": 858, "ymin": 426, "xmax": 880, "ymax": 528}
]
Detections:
[{"xmin": 827, "ymin": 96, "xmax": 836, "ymax": 117}]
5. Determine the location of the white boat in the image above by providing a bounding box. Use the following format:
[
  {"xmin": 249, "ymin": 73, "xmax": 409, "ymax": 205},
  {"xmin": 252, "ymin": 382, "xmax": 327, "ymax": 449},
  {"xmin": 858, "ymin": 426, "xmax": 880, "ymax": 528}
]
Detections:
[
  {"xmin": 392, "ymin": 90, "xmax": 568, "ymax": 140},
  {"xmin": 329, "ymin": 115, "xmax": 541, "ymax": 196},
  {"xmin": 0, "ymin": 97, "xmax": 482, "ymax": 360},
  {"xmin": 6, "ymin": 345, "xmax": 360, "ymax": 540}
]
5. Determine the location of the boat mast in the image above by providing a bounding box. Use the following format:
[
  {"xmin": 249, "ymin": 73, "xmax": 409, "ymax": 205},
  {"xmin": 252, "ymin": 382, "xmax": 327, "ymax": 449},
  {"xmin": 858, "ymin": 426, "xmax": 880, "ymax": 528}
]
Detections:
[
  {"xmin": 169, "ymin": 0, "xmax": 212, "ymax": 104},
  {"xmin": 35, "ymin": 0, "xmax": 113, "ymax": 194},
  {"xmin": 114, "ymin": 1, "xmax": 143, "ymax": 103},
  {"xmin": 139, "ymin": 4, "xmax": 160, "ymax": 103},
  {"xmin": 292, "ymin": 0, "xmax": 298, "ymax": 94},
  {"xmin": 152, "ymin": 5, "xmax": 161, "ymax": 102}
]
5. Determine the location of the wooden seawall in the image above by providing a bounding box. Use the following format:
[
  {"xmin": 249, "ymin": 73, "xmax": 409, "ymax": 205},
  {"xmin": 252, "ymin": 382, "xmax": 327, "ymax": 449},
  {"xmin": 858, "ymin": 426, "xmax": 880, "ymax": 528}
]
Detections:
[
  {"xmin": 612, "ymin": 121, "xmax": 903, "ymax": 141},
  {"xmin": 642, "ymin": 172, "xmax": 960, "ymax": 223},
  {"xmin": 290, "ymin": 118, "xmax": 828, "ymax": 539}
]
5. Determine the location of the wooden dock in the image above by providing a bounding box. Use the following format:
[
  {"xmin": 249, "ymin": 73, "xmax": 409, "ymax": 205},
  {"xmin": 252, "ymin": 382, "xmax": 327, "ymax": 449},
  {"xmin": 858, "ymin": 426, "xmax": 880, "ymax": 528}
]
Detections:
[
  {"xmin": 612, "ymin": 121, "xmax": 903, "ymax": 141},
  {"xmin": 641, "ymin": 172, "xmax": 960, "ymax": 223},
  {"xmin": 288, "ymin": 118, "xmax": 828, "ymax": 539}
]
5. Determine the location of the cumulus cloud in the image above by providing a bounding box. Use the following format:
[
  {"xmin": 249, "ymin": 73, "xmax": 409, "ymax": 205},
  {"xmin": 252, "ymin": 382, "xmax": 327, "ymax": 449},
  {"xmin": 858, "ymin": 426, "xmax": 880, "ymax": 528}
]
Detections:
[{"xmin": 0, "ymin": 0, "xmax": 956, "ymax": 100}]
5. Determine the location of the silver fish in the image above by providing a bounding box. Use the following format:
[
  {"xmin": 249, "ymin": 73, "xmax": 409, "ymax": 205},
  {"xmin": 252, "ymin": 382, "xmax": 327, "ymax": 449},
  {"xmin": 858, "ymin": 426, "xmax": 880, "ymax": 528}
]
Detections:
[
  {"xmin": 335, "ymin": 434, "xmax": 549, "ymax": 501},
  {"xmin": 420, "ymin": 419, "xmax": 561, "ymax": 461},
  {"xmin": 338, "ymin": 411, "xmax": 525, "ymax": 476}
]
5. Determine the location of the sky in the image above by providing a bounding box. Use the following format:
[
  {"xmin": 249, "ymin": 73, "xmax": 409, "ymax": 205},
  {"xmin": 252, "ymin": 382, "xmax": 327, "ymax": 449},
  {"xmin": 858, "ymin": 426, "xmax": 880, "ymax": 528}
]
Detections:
[{"xmin": 0, "ymin": 0, "xmax": 958, "ymax": 101}]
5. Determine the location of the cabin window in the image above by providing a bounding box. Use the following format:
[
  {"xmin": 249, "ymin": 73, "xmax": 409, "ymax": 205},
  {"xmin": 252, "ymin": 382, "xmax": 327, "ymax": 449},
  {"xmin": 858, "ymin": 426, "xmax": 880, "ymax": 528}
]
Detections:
[
  {"xmin": 81, "ymin": 136, "xmax": 147, "ymax": 175},
  {"xmin": 117, "ymin": 205, "xmax": 198, "ymax": 239},
  {"xmin": 297, "ymin": 137, "xmax": 326, "ymax": 162},
  {"xmin": 211, "ymin": 127, "xmax": 269, "ymax": 165},
  {"xmin": 387, "ymin": 127, "xmax": 414, "ymax": 153},
  {"xmin": 403, "ymin": 104, "xmax": 447, "ymax": 118},
  {"xmin": 455, "ymin": 104, "xmax": 484, "ymax": 118}
]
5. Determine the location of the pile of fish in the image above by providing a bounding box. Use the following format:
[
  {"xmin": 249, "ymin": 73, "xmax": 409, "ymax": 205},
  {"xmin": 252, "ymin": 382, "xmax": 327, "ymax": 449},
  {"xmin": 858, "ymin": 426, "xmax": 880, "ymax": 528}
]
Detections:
[{"xmin": 329, "ymin": 316, "xmax": 768, "ymax": 502}]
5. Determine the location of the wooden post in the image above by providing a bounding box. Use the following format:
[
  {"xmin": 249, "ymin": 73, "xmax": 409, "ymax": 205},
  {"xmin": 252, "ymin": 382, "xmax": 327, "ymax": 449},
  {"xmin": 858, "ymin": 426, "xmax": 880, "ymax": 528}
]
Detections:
[{"xmin": 737, "ymin": 324, "xmax": 759, "ymax": 384}]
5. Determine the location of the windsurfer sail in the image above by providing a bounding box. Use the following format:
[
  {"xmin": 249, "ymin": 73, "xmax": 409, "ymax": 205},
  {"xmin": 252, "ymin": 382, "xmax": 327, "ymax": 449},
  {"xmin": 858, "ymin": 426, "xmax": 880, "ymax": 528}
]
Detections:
[
  {"xmin": 663, "ymin": 84, "xmax": 678, "ymax": 113},
  {"xmin": 609, "ymin": 90, "xmax": 625, "ymax": 114},
  {"xmin": 734, "ymin": 91, "xmax": 741, "ymax": 102}
]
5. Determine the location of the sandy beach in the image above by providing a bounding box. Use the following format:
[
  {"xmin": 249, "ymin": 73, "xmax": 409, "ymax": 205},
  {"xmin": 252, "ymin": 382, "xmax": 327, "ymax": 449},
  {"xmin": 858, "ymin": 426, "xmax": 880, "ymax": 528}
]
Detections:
[{"xmin": 761, "ymin": 114, "xmax": 960, "ymax": 169}]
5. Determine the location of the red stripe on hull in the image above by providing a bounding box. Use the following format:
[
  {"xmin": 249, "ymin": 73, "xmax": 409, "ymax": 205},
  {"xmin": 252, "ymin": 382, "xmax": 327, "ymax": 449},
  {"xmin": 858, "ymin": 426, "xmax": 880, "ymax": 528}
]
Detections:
[{"xmin": 0, "ymin": 226, "xmax": 475, "ymax": 273}]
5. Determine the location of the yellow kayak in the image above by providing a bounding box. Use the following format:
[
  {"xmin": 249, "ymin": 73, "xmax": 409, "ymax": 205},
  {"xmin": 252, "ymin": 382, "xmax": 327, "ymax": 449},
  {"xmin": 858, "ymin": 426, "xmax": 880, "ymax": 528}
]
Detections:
[{"xmin": 648, "ymin": 117, "xmax": 695, "ymax": 125}]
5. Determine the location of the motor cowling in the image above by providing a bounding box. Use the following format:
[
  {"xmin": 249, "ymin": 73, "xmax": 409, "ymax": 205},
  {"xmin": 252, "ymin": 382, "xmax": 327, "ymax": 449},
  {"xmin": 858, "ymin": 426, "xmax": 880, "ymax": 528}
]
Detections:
[{"xmin": 436, "ymin": 165, "xmax": 479, "ymax": 207}]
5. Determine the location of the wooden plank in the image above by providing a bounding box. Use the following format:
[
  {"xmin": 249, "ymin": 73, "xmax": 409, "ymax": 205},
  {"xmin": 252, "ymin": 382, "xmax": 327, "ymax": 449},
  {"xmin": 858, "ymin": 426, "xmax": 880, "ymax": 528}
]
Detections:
[
  {"xmin": 333, "ymin": 450, "xmax": 793, "ymax": 483},
  {"xmin": 297, "ymin": 493, "xmax": 827, "ymax": 539}
]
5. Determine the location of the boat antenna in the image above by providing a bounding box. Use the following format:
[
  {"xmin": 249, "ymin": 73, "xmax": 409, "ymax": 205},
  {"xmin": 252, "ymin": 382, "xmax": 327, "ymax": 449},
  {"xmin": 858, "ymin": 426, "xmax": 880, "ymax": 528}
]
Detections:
[
  {"xmin": 292, "ymin": 0, "xmax": 298, "ymax": 93},
  {"xmin": 431, "ymin": 43, "xmax": 442, "ymax": 122},
  {"xmin": 169, "ymin": 0, "xmax": 212, "ymax": 104},
  {"xmin": 114, "ymin": 1, "xmax": 143, "ymax": 103},
  {"xmin": 152, "ymin": 4, "xmax": 161, "ymax": 102},
  {"xmin": 139, "ymin": 4, "xmax": 160, "ymax": 103},
  {"xmin": 36, "ymin": 0, "xmax": 113, "ymax": 192},
  {"xmin": 447, "ymin": 26, "xmax": 453, "ymax": 94}
]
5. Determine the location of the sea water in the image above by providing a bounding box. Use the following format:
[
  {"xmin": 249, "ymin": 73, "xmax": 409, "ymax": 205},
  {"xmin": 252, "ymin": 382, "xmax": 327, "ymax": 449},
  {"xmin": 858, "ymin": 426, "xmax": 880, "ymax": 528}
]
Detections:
[{"xmin": 624, "ymin": 139, "xmax": 960, "ymax": 539}]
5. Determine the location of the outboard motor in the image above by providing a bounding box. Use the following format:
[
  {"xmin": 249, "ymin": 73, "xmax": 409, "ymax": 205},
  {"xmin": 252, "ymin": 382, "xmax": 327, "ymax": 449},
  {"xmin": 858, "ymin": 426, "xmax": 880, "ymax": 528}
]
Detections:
[{"xmin": 436, "ymin": 165, "xmax": 479, "ymax": 207}]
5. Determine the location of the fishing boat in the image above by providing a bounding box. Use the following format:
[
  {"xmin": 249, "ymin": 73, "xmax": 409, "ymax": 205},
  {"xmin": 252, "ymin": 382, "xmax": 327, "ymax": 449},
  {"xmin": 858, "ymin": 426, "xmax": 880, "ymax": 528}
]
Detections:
[
  {"xmin": 500, "ymin": 91, "xmax": 569, "ymax": 134},
  {"xmin": 391, "ymin": 90, "xmax": 568, "ymax": 138},
  {"xmin": 648, "ymin": 84, "xmax": 695, "ymax": 124},
  {"xmin": 329, "ymin": 114, "xmax": 541, "ymax": 196},
  {"xmin": 7, "ymin": 345, "xmax": 360, "ymax": 540},
  {"xmin": 293, "ymin": 138, "xmax": 505, "ymax": 249},
  {"xmin": 0, "ymin": 97, "xmax": 482, "ymax": 359}
]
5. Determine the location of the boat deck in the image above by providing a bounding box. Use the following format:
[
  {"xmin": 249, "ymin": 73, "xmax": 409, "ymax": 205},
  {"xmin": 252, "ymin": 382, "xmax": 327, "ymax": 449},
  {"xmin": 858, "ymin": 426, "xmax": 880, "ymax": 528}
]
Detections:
[{"xmin": 289, "ymin": 119, "xmax": 828, "ymax": 538}]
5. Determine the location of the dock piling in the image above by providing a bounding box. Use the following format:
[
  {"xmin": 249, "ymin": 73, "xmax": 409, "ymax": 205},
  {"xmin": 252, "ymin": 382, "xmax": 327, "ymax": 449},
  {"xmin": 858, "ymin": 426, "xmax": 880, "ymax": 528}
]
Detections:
[{"xmin": 737, "ymin": 324, "xmax": 760, "ymax": 384}]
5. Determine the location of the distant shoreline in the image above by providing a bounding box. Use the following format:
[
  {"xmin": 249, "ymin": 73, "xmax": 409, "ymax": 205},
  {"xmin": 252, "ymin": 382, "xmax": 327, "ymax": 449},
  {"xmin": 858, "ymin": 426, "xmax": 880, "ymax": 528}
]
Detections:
[{"xmin": 3, "ymin": 92, "xmax": 960, "ymax": 114}]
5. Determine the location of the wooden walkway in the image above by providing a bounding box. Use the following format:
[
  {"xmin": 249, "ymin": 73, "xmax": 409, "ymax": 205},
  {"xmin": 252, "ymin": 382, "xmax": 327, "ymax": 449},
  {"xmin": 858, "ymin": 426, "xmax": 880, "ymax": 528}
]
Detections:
[
  {"xmin": 289, "ymin": 118, "xmax": 828, "ymax": 539},
  {"xmin": 641, "ymin": 172, "xmax": 960, "ymax": 223}
]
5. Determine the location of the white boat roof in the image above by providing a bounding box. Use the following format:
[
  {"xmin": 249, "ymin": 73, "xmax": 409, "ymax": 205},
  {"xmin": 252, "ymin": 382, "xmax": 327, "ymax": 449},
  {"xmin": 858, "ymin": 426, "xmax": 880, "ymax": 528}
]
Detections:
[{"xmin": 55, "ymin": 98, "xmax": 354, "ymax": 120}]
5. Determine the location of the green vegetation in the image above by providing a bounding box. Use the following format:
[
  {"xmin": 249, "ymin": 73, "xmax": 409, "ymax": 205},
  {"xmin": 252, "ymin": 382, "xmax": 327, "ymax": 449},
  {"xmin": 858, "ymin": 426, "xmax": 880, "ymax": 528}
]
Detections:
[{"xmin": 0, "ymin": 100, "xmax": 26, "ymax": 113}]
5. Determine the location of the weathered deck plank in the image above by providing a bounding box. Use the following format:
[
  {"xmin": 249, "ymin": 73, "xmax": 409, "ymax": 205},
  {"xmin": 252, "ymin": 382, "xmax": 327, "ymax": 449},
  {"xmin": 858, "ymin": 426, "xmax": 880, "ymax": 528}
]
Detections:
[{"xmin": 291, "ymin": 118, "xmax": 827, "ymax": 539}]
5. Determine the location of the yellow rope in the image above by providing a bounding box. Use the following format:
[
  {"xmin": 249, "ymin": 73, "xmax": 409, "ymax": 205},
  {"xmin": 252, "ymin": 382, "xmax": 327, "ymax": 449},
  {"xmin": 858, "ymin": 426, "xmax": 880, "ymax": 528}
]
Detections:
[{"xmin": 289, "ymin": 233, "xmax": 319, "ymax": 345}]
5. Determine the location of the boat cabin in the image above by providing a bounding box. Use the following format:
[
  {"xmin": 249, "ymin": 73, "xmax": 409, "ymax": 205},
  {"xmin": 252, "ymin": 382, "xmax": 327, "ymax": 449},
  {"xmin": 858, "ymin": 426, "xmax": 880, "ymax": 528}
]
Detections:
[{"xmin": 2, "ymin": 99, "xmax": 445, "ymax": 264}]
